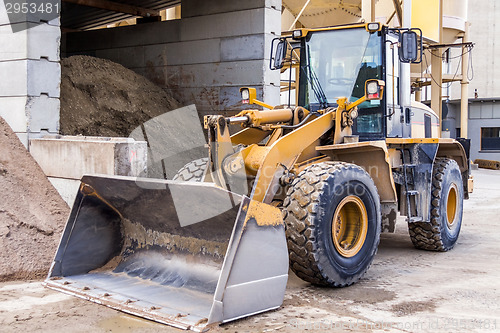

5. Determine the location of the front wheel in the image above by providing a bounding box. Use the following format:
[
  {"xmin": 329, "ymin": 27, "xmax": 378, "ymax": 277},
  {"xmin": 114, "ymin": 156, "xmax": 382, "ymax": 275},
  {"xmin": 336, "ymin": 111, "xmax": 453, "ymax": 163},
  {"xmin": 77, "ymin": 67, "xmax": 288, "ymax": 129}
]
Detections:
[
  {"xmin": 172, "ymin": 158, "xmax": 208, "ymax": 182},
  {"xmin": 284, "ymin": 162, "xmax": 381, "ymax": 287}
]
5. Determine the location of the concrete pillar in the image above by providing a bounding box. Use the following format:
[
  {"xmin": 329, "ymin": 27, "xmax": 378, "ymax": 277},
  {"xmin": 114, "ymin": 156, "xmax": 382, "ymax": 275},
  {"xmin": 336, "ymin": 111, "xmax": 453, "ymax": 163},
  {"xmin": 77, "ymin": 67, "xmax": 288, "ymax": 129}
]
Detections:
[
  {"xmin": 430, "ymin": 50, "xmax": 443, "ymax": 136},
  {"xmin": 430, "ymin": 0, "xmax": 444, "ymax": 137},
  {"xmin": 460, "ymin": 22, "xmax": 470, "ymax": 139},
  {"xmin": 362, "ymin": 0, "xmax": 376, "ymax": 22},
  {"xmin": 415, "ymin": 80, "xmax": 422, "ymax": 102},
  {"xmin": 0, "ymin": 2, "xmax": 61, "ymax": 147}
]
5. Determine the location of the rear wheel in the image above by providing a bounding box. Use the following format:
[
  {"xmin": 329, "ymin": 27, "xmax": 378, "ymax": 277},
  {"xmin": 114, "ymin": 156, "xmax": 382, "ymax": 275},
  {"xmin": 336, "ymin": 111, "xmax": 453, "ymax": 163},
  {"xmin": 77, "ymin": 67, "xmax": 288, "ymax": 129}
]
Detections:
[
  {"xmin": 284, "ymin": 162, "xmax": 381, "ymax": 287},
  {"xmin": 172, "ymin": 158, "xmax": 208, "ymax": 182},
  {"xmin": 408, "ymin": 158, "xmax": 464, "ymax": 251}
]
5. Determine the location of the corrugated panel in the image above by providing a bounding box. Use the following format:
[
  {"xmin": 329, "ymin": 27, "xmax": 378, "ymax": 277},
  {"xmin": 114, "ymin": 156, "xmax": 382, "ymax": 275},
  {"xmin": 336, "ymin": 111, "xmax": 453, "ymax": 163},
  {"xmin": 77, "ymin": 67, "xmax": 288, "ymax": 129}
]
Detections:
[
  {"xmin": 282, "ymin": 0, "xmax": 362, "ymax": 29},
  {"xmin": 62, "ymin": 0, "xmax": 181, "ymax": 30}
]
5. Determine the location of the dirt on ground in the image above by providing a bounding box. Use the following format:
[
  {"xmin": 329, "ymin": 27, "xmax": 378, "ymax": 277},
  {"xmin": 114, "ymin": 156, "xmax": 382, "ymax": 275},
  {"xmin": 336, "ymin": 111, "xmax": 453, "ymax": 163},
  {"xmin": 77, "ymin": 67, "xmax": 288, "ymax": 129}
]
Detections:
[
  {"xmin": 0, "ymin": 118, "xmax": 69, "ymax": 282},
  {"xmin": 60, "ymin": 55, "xmax": 181, "ymax": 137},
  {"xmin": 0, "ymin": 169, "xmax": 499, "ymax": 332}
]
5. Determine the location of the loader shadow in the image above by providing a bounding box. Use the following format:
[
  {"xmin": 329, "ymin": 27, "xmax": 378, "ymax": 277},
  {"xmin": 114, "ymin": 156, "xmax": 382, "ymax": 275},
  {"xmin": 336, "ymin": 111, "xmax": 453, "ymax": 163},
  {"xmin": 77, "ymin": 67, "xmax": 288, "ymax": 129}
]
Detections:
[
  {"xmin": 378, "ymin": 232, "xmax": 415, "ymax": 252},
  {"xmin": 377, "ymin": 218, "xmax": 416, "ymax": 253}
]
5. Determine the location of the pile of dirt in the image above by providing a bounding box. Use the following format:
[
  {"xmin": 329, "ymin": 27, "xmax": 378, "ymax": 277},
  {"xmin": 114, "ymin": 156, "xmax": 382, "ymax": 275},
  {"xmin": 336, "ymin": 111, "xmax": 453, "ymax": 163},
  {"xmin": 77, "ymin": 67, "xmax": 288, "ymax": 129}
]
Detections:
[
  {"xmin": 60, "ymin": 55, "xmax": 182, "ymax": 137},
  {"xmin": 0, "ymin": 117, "xmax": 69, "ymax": 281}
]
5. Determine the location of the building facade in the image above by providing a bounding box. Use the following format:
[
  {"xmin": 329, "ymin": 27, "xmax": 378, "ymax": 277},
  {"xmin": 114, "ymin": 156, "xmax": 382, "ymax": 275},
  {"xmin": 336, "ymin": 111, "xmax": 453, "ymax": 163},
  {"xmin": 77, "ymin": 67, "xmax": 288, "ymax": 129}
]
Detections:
[{"xmin": 444, "ymin": 0, "xmax": 500, "ymax": 162}]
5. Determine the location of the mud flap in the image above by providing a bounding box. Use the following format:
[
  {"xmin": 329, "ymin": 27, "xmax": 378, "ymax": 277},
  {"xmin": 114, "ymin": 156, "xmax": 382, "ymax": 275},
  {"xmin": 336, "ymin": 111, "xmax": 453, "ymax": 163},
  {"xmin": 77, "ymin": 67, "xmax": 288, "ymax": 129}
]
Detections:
[{"xmin": 45, "ymin": 175, "xmax": 288, "ymax": 331}]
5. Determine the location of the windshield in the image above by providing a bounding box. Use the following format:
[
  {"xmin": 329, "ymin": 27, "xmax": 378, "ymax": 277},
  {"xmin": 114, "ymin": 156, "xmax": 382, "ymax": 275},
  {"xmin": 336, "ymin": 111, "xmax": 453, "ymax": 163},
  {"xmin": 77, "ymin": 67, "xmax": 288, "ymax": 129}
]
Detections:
[{"xmin": 303, "ymin": 28, "xmax": 383, "ymax": 107}]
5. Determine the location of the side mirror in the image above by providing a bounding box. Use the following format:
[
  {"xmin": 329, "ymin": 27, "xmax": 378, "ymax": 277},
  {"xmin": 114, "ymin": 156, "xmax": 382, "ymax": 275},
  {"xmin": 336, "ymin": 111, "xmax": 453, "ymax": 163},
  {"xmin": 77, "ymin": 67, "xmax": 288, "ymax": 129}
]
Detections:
[
  {"xmin": 400, "ymin": 30, "xmax": 421, "ymax": 63},
  {"xmin": 270, "ymin": 38, "xmax": 288, "ymax": 70},
  {"xmin": 365, "ymin": 80, "xmax": 385, "ymax": 100}
]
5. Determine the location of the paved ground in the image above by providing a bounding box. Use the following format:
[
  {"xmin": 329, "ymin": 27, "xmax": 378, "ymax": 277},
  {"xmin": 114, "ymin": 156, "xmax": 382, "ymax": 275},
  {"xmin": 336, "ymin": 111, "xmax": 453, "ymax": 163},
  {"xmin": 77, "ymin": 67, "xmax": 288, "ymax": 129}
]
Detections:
[{"xmin": 1, "ymin": 169, "xmax": 499, "ymax": 333}]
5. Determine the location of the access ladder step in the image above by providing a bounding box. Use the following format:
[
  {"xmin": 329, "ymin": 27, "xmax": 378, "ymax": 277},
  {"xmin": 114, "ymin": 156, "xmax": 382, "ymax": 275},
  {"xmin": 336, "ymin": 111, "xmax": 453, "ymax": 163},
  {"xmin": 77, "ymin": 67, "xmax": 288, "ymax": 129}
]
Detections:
[
  {"xmin": 408, "ymin": 216, "xmax": 423, "ymax": 223},
  {"xmin": 406, "ymin": 190, "xmax": 419, "ymax": 196}
]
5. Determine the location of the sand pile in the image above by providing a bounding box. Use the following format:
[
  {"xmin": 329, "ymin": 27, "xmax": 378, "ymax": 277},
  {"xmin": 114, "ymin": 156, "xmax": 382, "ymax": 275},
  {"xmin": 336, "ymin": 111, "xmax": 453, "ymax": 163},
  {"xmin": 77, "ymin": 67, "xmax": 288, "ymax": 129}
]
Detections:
[
  {"xmin": 60, "ymin": 55, "xmax": 181, "ymax": 137},
  {"xmin": 0, "ymin": 118, "xmax": 69, "ymax": 281}
]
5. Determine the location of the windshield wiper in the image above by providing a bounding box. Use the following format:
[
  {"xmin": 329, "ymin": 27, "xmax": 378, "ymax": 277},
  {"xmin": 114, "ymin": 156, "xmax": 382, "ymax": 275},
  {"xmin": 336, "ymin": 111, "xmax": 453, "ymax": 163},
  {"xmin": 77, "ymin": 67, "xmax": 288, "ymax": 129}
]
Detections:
[{"xmin": 305, "ymin": 45, "xmax": 329, "ymax": 109}]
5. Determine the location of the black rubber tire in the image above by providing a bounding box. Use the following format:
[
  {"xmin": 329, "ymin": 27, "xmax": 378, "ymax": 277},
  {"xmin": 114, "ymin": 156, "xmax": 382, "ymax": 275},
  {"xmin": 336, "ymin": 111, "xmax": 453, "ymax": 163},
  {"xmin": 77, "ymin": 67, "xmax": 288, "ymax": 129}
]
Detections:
[
  {"xmin": 408, "ymin": 158, "xmax": 464, "ymax": 251},
  {"xmin": 284, "ymin": 162, "xmax": 381, "ymax": 287},
  {"xmin": 172, "ymin": 158, "xmax": 208, "ymax": 182}
]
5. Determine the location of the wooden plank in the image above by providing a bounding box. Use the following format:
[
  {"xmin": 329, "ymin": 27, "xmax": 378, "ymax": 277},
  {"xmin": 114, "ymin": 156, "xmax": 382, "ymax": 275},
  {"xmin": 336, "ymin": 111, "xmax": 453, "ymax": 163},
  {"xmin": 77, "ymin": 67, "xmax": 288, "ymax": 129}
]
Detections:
[
  {"xmin": 385, "ymin": 138, "xmax": 456, "ymax": 144},
  {"xmin": 62, "ymin": 0, "xmax": 160, "ymax": 17},
  {"xmin": 475, "ymin": 159, "xmax": 500, "ymax": 170}
]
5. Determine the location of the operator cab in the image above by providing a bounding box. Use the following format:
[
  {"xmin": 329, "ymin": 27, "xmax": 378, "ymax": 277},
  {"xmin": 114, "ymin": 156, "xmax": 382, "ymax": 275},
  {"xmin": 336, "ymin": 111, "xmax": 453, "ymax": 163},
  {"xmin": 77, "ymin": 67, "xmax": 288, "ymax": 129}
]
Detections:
[
  {"xmin": 272, "ymin": 22, "xmax": 421, "ymax": 142},
  {"xmin": 298, "ymin": 24, "xmax": 385, "ymax": 141}
]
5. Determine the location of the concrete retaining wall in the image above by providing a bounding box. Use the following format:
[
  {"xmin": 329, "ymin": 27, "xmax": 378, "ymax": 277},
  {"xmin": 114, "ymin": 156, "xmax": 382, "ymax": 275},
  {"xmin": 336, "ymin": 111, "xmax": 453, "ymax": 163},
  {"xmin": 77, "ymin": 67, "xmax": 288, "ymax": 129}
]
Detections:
[
  {"xmin": 62, "ymin": 0, "xmax": 281, "ymax": 119},
  {"xmin": 0, "ymin": 1, "xmax": 61, "ymax": 147},
  {"xmin": 30, "ymin": 136, "xmax": 147, "ymax": 204}
]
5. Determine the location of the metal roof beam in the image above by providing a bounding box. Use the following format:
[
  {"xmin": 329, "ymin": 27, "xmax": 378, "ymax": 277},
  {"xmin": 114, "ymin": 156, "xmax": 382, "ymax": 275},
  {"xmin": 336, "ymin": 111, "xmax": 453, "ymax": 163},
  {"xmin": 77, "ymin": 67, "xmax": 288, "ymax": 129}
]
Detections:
[
  {"xmin": 62, "ymin": 0, "xmax": 160, "ymax": 18},
  {"xmin": 391, "ymin": 0, "xmax": 403, "ymax": 27}
]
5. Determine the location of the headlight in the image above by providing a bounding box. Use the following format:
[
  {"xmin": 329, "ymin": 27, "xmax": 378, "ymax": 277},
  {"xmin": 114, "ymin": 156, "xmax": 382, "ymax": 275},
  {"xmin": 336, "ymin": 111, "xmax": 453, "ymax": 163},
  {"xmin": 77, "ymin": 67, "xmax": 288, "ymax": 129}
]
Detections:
[
  {"xmin": 241, "ymin": 89, "xmax": 250, "ymax": 103},
  {"xmin": 292, "ymin": 30, "xmax": 303, "ymax": 39},
  {"xmin": 367, "ymin": 22, "xmax": 380, "ymax": 32},
  {"xmin": 367, "ymin": 81, "xmax": 379, "ymax": 94}
]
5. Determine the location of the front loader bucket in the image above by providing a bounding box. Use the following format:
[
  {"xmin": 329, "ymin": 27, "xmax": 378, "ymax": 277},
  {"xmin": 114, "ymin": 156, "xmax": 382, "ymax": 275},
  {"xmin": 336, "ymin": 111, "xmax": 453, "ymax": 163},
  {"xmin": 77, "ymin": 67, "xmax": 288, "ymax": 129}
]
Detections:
[{"xmin": 45, "ymin": 175, "xmax": 288, "ymax": 331}]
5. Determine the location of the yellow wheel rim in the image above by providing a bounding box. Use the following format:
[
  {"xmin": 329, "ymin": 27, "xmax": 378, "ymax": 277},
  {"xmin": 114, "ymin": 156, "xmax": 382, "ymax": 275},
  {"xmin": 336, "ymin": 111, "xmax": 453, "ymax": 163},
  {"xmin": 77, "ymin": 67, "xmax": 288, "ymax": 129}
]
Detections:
[
  {"xmin": 332, "ymin": 195, "xmax": 368, "ymax": 258},
  {"xmin": 446, "ymin": 183, "xmax": 459, "ymax": 227}
]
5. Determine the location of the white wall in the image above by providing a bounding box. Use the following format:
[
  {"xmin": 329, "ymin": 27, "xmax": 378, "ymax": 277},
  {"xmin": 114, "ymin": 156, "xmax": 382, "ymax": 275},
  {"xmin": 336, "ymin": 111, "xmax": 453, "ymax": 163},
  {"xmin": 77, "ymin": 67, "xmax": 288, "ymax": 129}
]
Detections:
[
  {"xmin": 460, "ymin": 1, "xmax": 500, "ymax": 99},
  {"xmin": 0, "ymin": 1, "xmax": 61, "ymax": 147}
]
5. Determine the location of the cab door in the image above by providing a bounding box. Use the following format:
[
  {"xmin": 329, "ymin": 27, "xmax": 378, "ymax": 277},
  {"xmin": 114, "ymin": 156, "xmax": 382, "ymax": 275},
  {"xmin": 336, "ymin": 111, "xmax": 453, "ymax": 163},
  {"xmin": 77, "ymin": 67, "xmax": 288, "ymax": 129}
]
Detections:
[{"xmin": 385, "ymin": 32, "xmax": 404, "ymax": 138}]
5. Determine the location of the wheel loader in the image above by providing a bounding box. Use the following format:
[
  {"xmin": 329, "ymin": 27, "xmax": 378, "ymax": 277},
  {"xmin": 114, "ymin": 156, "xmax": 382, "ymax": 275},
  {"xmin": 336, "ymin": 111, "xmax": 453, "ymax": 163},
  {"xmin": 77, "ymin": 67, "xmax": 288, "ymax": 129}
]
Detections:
[{"xmin": 45, "ymin": 22, "xmax": 473, "ymax": 331}]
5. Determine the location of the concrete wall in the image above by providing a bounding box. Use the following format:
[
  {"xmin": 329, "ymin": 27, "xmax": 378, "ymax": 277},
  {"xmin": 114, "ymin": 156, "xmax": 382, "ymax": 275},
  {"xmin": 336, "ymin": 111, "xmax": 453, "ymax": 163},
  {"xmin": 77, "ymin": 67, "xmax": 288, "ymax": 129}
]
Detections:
[
  {"xmin": 0, "ymin": 1, "xmax": 61, "ymax": 147},
  {"xmin": 30, "ymin": 136, "xmax": 147, "ymax": 204},
  {"xmin": 62, "ymin": 0, "xmax": 281, "ymax": 120},
  {"xmin": 452, "ymin": 1, "xmax": 500, "ymax": 100}
]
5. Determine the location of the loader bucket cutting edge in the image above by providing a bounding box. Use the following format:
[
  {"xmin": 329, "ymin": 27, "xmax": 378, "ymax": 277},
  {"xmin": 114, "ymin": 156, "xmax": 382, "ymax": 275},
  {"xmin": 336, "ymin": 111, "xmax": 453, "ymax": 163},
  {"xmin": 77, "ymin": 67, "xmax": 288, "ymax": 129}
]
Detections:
[{"xmin": 45, "ymin": 175, "xmax": 288, "ymax": 331}]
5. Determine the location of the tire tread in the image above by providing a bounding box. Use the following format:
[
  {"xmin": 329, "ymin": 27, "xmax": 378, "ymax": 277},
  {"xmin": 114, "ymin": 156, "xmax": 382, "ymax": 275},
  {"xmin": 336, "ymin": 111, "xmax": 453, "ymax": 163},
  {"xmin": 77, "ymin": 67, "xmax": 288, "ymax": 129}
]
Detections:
[
  {"xmin": 284, "ymin": 162, "xmax": 380, "ymax": 287},
  {"xmin": 172, "ymin": 158, "xmax": 208, "ymax": 182},
  {"xmin": 408, "ymin": 158, "xmax": 459, "ymax": 251}
]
